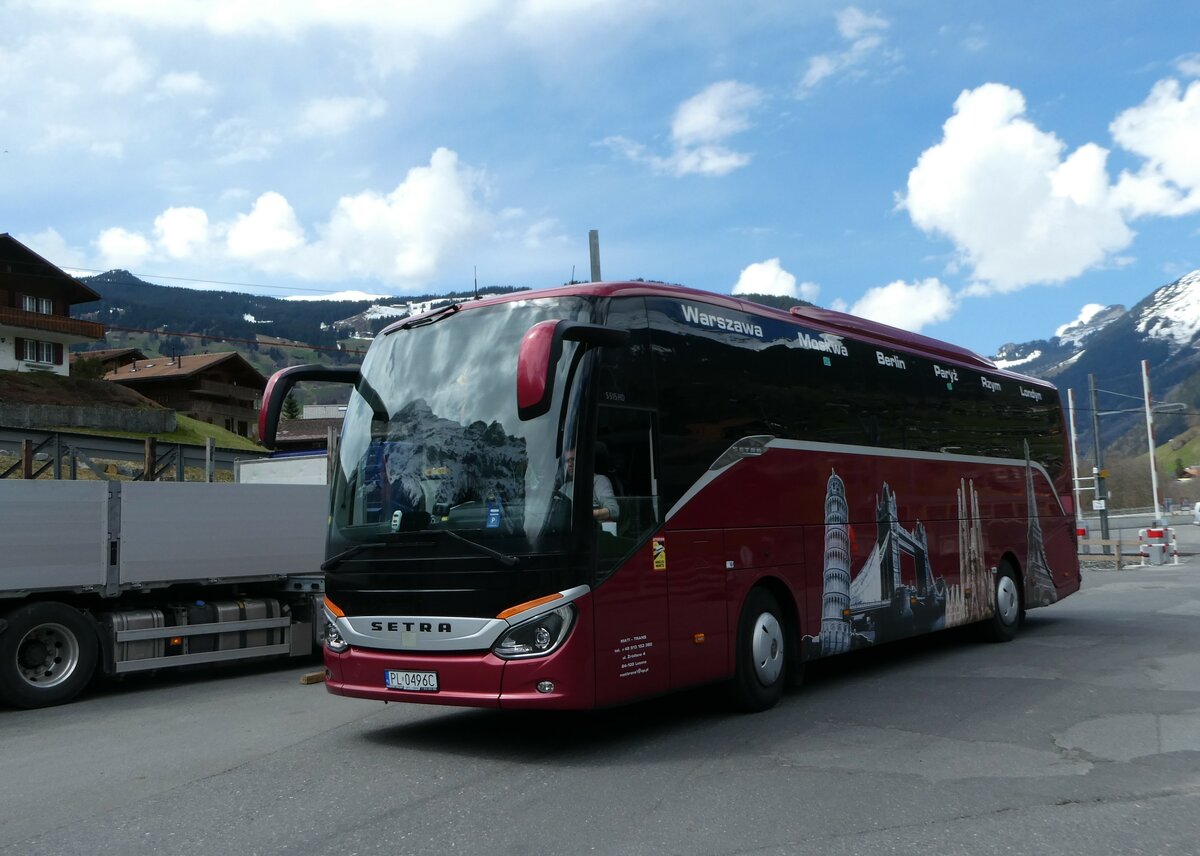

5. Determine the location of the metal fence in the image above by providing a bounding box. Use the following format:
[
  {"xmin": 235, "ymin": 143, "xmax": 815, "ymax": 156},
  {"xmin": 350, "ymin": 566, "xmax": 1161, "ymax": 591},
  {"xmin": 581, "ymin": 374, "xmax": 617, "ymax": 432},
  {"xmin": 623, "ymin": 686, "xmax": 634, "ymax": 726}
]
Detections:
[{"xmin": 0, "ymin": 427, "xmax": 266, "ymax": 481}]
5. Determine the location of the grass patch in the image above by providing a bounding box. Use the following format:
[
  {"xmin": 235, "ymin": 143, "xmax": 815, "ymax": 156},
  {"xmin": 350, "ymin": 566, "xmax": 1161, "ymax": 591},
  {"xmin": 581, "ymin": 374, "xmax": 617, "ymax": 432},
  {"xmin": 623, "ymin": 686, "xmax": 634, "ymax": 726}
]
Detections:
[{"xmin": 50, "ymin": 414, "xmax": 264, "ymax": 451}]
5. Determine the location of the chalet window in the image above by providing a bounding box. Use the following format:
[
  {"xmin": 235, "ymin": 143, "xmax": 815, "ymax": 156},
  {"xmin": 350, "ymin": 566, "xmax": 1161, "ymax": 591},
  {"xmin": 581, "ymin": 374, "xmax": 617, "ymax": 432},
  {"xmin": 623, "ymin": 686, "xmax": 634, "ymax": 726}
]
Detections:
[
  {"xmin": 19, "ymin": 338, "xmax": 62, "ymax": 365},
  {"xmin": 21, "ymin": 295, "xmax": 53, "ymax": 315}
]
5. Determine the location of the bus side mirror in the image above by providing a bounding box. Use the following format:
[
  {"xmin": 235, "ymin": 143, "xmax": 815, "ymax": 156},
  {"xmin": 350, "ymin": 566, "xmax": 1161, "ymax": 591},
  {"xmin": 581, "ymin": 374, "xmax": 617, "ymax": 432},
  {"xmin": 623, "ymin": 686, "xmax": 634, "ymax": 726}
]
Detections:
[
  {"xmin": 516, "ymin": 321, "xmax": 629, "ymax": 421},
  {"xmin": 259, "ymin": 364, "xmax": 361, "ymax": 450}
]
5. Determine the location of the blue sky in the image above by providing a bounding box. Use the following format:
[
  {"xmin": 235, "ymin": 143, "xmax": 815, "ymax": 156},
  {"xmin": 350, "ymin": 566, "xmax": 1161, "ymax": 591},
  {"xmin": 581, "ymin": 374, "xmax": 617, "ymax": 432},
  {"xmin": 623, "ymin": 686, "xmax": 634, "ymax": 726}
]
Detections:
[{"xmin": 3, "ymin": 1, "xmax": 1198, "ymax": 356}]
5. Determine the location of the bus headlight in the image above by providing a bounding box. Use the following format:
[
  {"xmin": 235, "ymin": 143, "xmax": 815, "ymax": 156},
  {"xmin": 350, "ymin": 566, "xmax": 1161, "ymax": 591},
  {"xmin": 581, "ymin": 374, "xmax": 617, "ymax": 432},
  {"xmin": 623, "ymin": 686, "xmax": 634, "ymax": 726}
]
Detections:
[
  {"xmin": 492, "ymin": 604, "xmax": 576, "ymax": 659},
  {"xmin": 324, "ymin": 618, "xmax": 350, "ymax": 653}
]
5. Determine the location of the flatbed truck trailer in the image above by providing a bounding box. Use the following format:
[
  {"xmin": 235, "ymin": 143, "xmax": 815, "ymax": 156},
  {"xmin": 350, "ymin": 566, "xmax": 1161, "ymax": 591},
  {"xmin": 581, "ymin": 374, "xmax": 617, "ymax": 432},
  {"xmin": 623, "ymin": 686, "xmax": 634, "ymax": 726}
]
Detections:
[{"xmin": 0, "ymin": 480, "xmax": 328, "ymax": 708}]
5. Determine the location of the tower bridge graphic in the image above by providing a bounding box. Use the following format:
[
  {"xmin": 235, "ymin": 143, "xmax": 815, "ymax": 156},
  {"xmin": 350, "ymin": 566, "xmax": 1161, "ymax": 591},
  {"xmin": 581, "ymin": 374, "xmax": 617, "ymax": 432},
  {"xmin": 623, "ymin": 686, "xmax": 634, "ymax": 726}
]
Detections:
[
  {"xmin": 809, "ymin": 472, "xmax": 948, "ymax": 656},
  {"xmin": 805, "ymin": 450, "xmax": 1059, "ymax": 659}
]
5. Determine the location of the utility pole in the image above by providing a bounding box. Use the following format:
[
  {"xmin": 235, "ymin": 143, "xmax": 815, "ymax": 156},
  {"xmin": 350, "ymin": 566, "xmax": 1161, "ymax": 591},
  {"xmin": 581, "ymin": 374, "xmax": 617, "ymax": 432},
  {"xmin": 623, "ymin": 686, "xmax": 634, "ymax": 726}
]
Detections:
[
  {"xmin": 1067, "ymin": 388, "xmax": 1082, "ymax": 519},
  {"xmin": 1088, "ymin": 373, "xmax": 1110, "ymax": 542},
  {"xmin": 1142, "ymin": 359, "xmax": 1163, "ymax": 523},
  {"xmin": 589, "ymin": 230, "xmax": 601, "ymax": 282}
]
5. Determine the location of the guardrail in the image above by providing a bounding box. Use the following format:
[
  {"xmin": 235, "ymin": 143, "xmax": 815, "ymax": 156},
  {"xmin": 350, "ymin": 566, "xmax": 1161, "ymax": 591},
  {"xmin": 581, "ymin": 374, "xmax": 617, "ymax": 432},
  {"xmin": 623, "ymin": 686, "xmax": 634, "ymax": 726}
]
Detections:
[
  {"xmin": 0, "ymin": 427, "xmax": 266, "ymax": 480},
  {"xmin": 1079, "ymin": 539, "xmax": 1131, "ymax": 570}
]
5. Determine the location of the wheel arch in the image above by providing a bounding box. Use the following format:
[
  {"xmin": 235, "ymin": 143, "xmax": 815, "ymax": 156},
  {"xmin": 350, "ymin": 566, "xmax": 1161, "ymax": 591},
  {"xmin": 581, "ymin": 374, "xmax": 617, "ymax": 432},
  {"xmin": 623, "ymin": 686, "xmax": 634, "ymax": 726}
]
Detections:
[
  {"xmin": 735, "ymin": 573, "xmax": 802, "ymax": 675},
  {"xmin": 997, "ymin": 551, "xmax": 1025, "ymax": 607}
]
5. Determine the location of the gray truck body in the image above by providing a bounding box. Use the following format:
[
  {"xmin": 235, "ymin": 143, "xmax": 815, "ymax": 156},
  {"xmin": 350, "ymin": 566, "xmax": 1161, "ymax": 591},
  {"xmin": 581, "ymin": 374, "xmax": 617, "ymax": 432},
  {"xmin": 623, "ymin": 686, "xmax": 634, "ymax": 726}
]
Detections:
[{"xmin": 0, "ymin": 480, "xmax": 329, "ymax": 707}]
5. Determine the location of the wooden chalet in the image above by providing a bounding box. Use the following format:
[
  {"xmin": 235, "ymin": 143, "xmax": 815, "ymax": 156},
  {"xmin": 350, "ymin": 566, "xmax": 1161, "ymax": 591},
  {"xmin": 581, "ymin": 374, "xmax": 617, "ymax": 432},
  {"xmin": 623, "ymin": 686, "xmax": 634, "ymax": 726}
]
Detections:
[
  {"xmin": 71, "ymin": 347, "xmax": 147, "ymax": 373},
  {"xmin": 106, "ymin": 352, "xmax": 266, "ymax": 438},
  {"xmin": 0, "ymin": 234, "xmax": 106, "ymax": 376}
]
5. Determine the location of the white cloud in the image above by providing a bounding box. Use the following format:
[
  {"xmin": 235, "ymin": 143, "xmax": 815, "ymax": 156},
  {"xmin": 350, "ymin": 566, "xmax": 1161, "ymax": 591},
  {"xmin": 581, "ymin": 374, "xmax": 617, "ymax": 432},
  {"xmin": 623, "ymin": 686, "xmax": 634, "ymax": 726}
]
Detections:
[
  {"xmin": 517, "ymin": 218, "xmax": 566, "ymax": 250},
  {"xmin": 298, "ymin": 96, "xmax": 386, "ymax": 137},
  {"xmin": 731, "ymin": 258, "xmax": 819, "ymax": 301},
  {"xmin": 37, "ymin": 123, "xmax": 124, "ymax": 158},
  {"xmin": 102, "ymin": 55, "xmax": 152, "ymax": 94},
  {"xmin": 93, "ymin": 147, "xmax": 492, "ymax": 291},
  {"xmin": 16, "ymin": 228, "xmax": 87, "ymax": 270},
  {"xmin": 799, "ymin": 6, "xmax": 894, "ymax": 94},
  {"xmin": 155, "ymin": 71, "xmax": 213, "ymax": 98},
  {"xmin": 226, "ymin": 192, "xmax": 306, "ymax": 262},
  {"xmin": 1054, "ymin": 303, "xmax": 1106, "ymax": 337},
  {"xmin": 154, "ymin": 207, "xmax": 210, "ymax": 259},
  {"xmin": 672, "ymin": 81, "xmax": 762, "ymax": 146},
  {"xmin": 29, "ymin": 1, "xmax": 500, "ymax": 38},
  {"xmin": 308, "ymin": 147, "xmax": 490, "ymax": 282},
  {"xmin": 212, "ymin": 117, "xmax": 279, "ymax": 165},
  {"xmin": 901, "ymin": 83, "xmax": 1133, "ymax": 294},
  {"xmin": 1110, "ymin": 78, "xmax": 1200, "ymax": 217},
  {"xmin": 604, "ymin": 80, "xmax": 763, "ymax": 178},
  {"xmin": 96, "ymin": 227, "xmax": 152, "ymax": 269},
  {"xmin": 1176, "ymin": 53, "xmax": 1200, "ymax": 78},
  {"xmin": 848, "ymin": 277, "xmax": 956, "ymax": 332}
]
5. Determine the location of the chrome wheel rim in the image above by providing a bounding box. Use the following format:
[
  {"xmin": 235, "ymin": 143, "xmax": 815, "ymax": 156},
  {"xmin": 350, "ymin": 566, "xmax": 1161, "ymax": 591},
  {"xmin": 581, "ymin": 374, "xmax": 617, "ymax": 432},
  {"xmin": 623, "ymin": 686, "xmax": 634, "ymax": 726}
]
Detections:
[
  {"xmin": 996, "ymin": 575, "xmax": 1020, "ymax": 626},
  {"xmin": 16, "ymin": 622, "xmax": 81, "ymax": 689},
  {"xmin": 750, "ymin": 611, "xmax": 784, "ymax": 686}
]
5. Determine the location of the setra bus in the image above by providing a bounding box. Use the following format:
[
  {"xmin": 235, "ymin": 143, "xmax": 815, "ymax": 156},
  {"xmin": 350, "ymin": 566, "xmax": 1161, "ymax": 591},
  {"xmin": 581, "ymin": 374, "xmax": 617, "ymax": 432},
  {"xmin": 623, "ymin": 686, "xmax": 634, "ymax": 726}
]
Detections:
[{"xmin": 260, "ymin": 282, "xmax": 1080, "ymax": 712}]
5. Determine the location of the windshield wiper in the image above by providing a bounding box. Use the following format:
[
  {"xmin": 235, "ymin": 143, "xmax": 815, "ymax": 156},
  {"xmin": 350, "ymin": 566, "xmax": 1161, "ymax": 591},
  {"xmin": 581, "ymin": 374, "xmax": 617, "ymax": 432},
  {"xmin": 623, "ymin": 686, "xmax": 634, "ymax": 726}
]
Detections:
[
  {"xmin": 442, "ymin": 530, "xmax": 521, "ymax": 568},
  {"xmin": 320, "ymin": 536, "xmax": 436, "ymax": 571},
  {"xmin": 394, "ymin": 302, "xmax": 461, "ymax": 332},
  {"xmin": 321, "ymin": 541, "xmax": 387, "ymax": 571}
]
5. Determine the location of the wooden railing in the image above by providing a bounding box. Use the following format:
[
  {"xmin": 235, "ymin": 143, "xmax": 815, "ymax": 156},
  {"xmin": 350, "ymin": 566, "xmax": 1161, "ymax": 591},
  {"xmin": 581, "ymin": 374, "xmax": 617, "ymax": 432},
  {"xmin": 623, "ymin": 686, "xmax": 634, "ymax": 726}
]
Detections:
[
  {"xmin": 0, "ymin": 306, "xmax": 105, "ymax": 339},
  {"xmin": 193, "ymin": 379, "xmax": 261, "ymax": 401}
]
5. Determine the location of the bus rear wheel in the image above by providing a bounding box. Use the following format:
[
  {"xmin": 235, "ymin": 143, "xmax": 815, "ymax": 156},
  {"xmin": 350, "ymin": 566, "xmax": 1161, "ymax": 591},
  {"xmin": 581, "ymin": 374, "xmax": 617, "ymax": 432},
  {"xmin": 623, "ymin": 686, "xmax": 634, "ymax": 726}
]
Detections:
[
  {"xmin": 982, "ymin": 562, "xmax": 1022, "ymax": 643},
  {"xmin": 732, "ymin": 588, "xmax": 786, "ymax": 712},
  {"xmin": 0, "ymin": 602, "xmax": 98, "ymax": 709}
]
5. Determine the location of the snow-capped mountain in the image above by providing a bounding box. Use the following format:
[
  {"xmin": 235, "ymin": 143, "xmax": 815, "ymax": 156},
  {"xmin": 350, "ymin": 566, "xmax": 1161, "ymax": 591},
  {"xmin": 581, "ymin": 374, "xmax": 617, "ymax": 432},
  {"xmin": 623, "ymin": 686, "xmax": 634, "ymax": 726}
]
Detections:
[
  {"xmin": 991, "ymin": 269, "xmax": 1200, "ymax": 454},
  {"xmin": 993, "ymin": 303, "xmax": 1126, "ymax": 375}
]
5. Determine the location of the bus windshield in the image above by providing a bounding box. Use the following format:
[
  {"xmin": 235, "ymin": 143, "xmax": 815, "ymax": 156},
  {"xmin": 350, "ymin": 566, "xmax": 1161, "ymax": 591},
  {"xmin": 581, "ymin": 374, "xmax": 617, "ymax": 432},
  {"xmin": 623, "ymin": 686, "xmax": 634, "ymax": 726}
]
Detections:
[{"xmin": 330, "ymin": 296, "xmax": 595, "ymax": 559}]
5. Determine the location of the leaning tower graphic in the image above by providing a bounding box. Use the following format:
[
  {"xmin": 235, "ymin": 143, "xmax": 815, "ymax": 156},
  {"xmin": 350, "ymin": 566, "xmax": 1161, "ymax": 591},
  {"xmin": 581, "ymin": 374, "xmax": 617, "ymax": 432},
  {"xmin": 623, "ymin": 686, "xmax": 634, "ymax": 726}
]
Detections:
[{"xmin": 821, "ymin": 471, "xmax": 852, "ymax": 655}]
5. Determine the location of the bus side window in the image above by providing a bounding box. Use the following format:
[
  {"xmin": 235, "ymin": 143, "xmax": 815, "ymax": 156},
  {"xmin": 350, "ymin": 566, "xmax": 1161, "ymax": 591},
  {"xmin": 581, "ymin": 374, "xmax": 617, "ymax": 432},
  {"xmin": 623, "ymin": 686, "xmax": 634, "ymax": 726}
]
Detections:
[{"xmin": 595, "ymin": 405, "xmax": 660, "ymax": 566}]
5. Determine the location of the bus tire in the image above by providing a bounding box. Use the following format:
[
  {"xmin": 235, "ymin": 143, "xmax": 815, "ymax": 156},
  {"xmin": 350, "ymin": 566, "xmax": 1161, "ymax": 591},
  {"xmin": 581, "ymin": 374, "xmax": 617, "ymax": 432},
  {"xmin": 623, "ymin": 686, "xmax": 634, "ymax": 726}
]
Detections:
[
  {"xmin": 732, "ymin": 588, "xmax": 786, "ymax": 712},
  {"xmin": 982, "ymin": 563, "xmax": 1022, "ymax": 643},
  {"xmin": 0, "ymin": 602, "xmax": 98, "ymax": 709}
]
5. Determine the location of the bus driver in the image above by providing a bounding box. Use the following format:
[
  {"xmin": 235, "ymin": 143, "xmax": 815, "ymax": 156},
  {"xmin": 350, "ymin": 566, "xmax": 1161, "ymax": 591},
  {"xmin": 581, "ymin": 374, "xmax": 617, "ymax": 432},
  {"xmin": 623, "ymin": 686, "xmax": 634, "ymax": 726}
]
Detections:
[{"xmin": 562, "ymin": 448, "xmax": 620, "ymax": 523}]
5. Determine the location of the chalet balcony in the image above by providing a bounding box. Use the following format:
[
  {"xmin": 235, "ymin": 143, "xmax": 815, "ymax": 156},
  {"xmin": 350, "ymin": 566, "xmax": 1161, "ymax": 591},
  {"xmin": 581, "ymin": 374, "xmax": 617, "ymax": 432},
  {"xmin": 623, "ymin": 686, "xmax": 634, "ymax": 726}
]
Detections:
[
  {"xmin": 192, "ymin": 379, "xmax": 263, "ymax": 402},
  {"xmin": 187, "ymin": 401, "xmax": 260, "ymax": 422},
  {"xmin": 0, "ymin": 306, "xmax": 105, "ymax": 341}
]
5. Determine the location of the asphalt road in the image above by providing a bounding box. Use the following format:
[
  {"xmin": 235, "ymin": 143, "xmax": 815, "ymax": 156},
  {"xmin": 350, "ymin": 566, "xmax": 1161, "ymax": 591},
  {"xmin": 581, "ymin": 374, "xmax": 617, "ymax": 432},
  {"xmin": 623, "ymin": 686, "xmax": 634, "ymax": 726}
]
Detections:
[{"xmin": 3, "ymin": 562, "xmax": 1200, "ymax": 856}]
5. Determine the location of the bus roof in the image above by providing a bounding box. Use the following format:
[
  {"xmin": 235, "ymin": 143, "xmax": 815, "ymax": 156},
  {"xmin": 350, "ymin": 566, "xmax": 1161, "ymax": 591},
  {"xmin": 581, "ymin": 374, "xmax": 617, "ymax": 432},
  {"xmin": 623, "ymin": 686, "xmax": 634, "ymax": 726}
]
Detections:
[{"xmin": 383, "ymin": 281, "xmax": 1053, "ymax": 389}]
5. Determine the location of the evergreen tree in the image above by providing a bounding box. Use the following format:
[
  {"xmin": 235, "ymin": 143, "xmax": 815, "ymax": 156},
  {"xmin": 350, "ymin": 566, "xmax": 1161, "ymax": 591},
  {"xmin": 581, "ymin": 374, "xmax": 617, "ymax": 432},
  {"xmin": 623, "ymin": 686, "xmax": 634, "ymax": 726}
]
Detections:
[{"xmin": 282, "ymin": 394, "xmax": 301, "ymax": 420}]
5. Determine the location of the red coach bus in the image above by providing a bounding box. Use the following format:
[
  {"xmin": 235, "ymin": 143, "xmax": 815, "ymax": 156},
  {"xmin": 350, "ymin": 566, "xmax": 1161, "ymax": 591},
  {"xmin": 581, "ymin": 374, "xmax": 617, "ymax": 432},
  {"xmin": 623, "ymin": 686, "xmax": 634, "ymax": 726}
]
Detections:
[{"xmin": 261, "ymin": 282, "xmax": 1080, "ymax": 712}]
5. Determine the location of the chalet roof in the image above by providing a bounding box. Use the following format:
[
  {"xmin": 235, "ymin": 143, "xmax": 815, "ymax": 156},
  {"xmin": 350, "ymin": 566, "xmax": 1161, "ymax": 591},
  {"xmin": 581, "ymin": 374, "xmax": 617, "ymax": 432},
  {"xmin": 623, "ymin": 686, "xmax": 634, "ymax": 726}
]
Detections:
[
  {"xmin": 71, "ymin": 346, "xmax": 147, "ymax": 363},
  {"xmin": 105, "ymin": 351, "xmax": 266, "ymax": 388},
  {"xmin": 0, "ymin": 233, "xmax": 102, "ymax": 305}
]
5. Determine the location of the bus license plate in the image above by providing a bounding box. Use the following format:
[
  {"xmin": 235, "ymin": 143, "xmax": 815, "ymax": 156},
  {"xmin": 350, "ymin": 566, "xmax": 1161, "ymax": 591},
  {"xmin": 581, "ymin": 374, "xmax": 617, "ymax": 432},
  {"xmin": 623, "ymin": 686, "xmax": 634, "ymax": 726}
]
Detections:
[{"xmin": 384, "ymin": 670, "xmax": 439, "ymax": 692}]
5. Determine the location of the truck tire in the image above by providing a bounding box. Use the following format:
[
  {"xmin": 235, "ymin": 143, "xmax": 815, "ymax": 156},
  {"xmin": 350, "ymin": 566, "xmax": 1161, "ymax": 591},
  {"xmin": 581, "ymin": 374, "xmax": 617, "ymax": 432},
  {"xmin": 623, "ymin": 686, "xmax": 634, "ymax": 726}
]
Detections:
[{"xmin": 0, "ymin": 602, "xmax": 99, "ymax": 709}]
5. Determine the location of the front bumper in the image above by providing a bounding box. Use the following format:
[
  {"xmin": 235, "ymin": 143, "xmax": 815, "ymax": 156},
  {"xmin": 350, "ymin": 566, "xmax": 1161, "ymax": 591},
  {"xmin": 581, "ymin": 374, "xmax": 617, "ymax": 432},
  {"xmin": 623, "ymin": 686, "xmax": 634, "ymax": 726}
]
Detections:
[{"xmin": 324, "ymin": 599, "xmax": 596, "ymax": 710}]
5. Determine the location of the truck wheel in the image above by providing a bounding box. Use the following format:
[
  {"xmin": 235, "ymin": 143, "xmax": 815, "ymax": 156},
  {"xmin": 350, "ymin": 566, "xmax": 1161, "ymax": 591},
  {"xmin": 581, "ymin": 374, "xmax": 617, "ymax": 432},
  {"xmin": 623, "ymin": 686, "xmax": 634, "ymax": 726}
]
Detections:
[
  {"xmin": 731, "ymin": 588, "xmax": 787, "ymax": 712},
  {"xmin": 981, "ymin": 562, "xmax": 1022, "ymax": 644},
  {"xmin": 0, "ymin": 603, "xmax": 98, "ymax": 708}
]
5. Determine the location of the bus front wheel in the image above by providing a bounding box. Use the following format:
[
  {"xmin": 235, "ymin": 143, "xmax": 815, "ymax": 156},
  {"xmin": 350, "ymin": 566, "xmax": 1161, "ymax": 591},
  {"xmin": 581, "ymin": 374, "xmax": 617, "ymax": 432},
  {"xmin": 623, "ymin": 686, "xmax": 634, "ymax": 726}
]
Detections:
[
  {"xmin": 732, "ymin": 588, "xmax": 786, "ymax": 712},
  {"xmin": 982, "ymin": 563, "xmax": 1023, "ymax": 643}
]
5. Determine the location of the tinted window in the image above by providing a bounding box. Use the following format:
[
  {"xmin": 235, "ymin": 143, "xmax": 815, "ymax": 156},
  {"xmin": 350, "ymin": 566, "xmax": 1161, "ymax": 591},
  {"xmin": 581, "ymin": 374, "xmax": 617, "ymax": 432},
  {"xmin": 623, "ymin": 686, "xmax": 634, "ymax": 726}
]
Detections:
[{"xmin": 646, "ymin": 297, "xmax": 1065, "ymax": 509}]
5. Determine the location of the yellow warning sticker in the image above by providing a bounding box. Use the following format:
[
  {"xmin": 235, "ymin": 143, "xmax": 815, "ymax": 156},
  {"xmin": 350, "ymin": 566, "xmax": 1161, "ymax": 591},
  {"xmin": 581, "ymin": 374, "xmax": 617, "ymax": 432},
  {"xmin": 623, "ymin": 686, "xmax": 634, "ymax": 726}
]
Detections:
[{"xmin": 652, "ymin": 537, "xmax": 666, "ymax": 571}]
